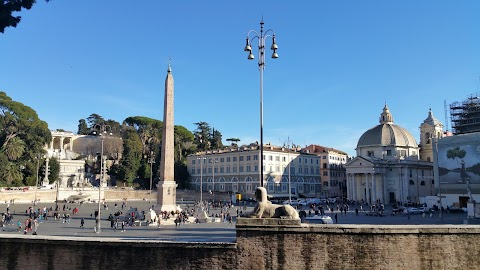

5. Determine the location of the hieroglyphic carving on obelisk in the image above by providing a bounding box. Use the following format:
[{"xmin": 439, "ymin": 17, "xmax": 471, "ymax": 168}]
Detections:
[{"xmin": 156, "ymin": 63, "xmax": 178, "ymax": 212}]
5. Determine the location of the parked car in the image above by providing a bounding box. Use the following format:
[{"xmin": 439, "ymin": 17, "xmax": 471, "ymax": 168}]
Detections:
[
  {"xmin": 304, "ymin": 215, "xmax": 334, "ymax": 224},
  {"xmin": 392, "ymin": 206, "xmax": 406, "ymax": 215},
  {"xmin": 404, "ymin": 207, "xmax": 426, "ymax": 215}
]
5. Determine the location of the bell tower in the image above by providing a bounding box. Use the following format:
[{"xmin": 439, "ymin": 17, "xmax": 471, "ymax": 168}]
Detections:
[{"xmin": 419, "ymin": 109, "xmax": 444, "ymax": 162}]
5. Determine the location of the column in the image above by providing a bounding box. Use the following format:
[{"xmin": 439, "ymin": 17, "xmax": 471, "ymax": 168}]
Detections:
[
  {"xmin": 365, "ymin": 173, "xmax": 370, "ymax": 203},
  {"xmin": 352, "ymin": 174, "xmax": 357, "ymax": 201},
  {"xmin": 371, "ymin": 173, "xmax": 376, "ymax": 203},
  {"xmin": 347, "ymin": 174, "xmax": 353, "ymax": 200},
  {"xmin": 59, "ymin": 137, "xmax": 64, "ymax": 150},
  {"xmin": 69, "ymin": 137, "xmax": 73, "ymax": 151}
]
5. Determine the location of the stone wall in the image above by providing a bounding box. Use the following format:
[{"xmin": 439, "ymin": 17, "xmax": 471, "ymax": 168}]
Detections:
[
  {"xmin": 1, "ymin": 223, "xmax": 480, "ymax": 270},
  {"xmin": 236, "ymin": 221, "xmax": 480, "ymax": 270},
  {"xmin": 0, "ymin": 235, "xmax": 236, "ymax": 270}
]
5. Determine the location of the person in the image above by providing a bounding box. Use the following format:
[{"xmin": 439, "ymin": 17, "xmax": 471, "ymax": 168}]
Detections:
[
  {"xmin": 33, "ymin": 219, "xmax": 39, "ymax": 235},
  {"xmin": 334, "ymin": 213, "xmax": 338, "ymax": 224},
  {"xmin": 121, "ymin": 220, "xmax": 125, "ymax": 232},
  {"xmin": 80, "ymin": 218, "xmax": 85, "ymax": 228},
  {"xmin": 17, "ymin": 220, "xmax": 22, "ymax": 232},
  {"xmin": 355, "ymin": 208, "xmax": 359, "ymax": 216}
]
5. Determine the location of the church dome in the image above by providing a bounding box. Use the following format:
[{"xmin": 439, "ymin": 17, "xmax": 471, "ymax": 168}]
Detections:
[{"xmin": 357, "ymin": 104, "xmax": 418, "ymax": 148}]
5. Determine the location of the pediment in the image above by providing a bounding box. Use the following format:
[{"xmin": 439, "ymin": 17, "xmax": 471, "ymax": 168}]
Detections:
[{"xmin": 345, "ymin": 156, "xmax": 374, "ymax": 167}]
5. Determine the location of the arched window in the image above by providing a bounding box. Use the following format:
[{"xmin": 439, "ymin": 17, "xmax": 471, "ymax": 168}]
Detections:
[
  {"xmin": 409, "ymin": 180, "xmax": 415, "ymax": 185},
  {"xmin": 420, "ymin": 181, "xmax": 425, "ymax": 186}
]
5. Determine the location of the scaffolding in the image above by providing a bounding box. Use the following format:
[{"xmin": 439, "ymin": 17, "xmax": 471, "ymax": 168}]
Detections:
[{"xmin": 450, "ymin": 94, "xmax": 480, "ymax": 135}]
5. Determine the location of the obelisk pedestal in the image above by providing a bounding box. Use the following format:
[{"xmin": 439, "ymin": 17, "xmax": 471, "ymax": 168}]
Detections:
[{"xmin": 155, "ymin": 64, "xmax": 179, "ymax": 213}]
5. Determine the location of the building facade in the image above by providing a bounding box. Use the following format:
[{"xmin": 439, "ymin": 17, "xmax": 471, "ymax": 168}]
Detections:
[
  {"xmin": 187, "ymin": 144, "xmax": 322, "ymax": 199},
  {"xmin": 303, "ymin": 145, "xmax": 348, "ymax": 198},
  {"xmin": 345, "ymin": 105, "xmax": 441, "ymax": 205}
]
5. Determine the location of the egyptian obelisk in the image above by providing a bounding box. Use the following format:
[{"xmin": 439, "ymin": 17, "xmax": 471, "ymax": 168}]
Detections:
[{"xmin": 156, "ymin": 64, "xmax": 178, "ymax": 212}]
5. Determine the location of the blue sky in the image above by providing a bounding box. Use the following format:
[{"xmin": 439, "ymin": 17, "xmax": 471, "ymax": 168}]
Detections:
[{"xmin": 1, "ymin": 1, "xmax": 479, "ymax": 157}]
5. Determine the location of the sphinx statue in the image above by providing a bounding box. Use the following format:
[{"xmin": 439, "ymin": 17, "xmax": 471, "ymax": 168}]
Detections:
[{"xmin": 241, "ymin": 187, "xmax": 299, "ymax": 220}]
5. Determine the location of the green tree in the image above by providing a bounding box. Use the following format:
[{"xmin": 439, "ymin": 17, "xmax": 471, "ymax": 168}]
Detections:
[
  {"xmin": 210, "ymin": 128, "xmax": 223, "ymax": 149},
  {"xmin": 0, "ymin": 0, "xmax": 50, "ymax": 33},
  {"xmin": 174, "ymin": 161, "xmax": 190, "ymax": 189},
  {"xmin": 226, "ymin": 138, "xmax": 240, "ymax": 147},
  {"xmin": 0, "ymin": 91, "xmax": 51, "ymax": 186},
  {"xmin": 174, "ymin": 125, "xmax": 195, "ymax": 162},
  {"xmin": 117, "ymin": 129, "xmax": 142, "ymax": 185},
  {"xmin": 193, "ymin": 122, "xmax": 212, "ymax": 151},
  {"xmin": 48, "ymin": 157, "xmax": 60, "ymax": 184},
  {"xmin": 1, "ymin": 136, "xmax": 25, "ymax": 161},
  {"xmin": 77, "ymin": 119, "xmax": 89, "ymax": 135},
  {"xmin": 86, "ymin": 113, "xmax": 104, "ymax": 128}
]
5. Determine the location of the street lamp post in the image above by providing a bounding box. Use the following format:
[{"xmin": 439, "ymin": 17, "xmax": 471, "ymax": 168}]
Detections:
[
  {"xmin": 244, "ymin": 19, "xmax": 279, "ymax": 188},
  {"xmin": 212, "ymin": 158, "xmax": 218, "ymax": 200},
  {"xmin": 197, "ymin": 156, "xmax": 206, "ymax": 207},
  {"xmin": 93, "ymin": 123, "xmax": 111, "ymax": 233},
  {"xmin": 432, "ymin": 126, "xmax": 443, "ymax": 222},
  {"xmin": 148, "ymin": 151, "xmax": 155, "ymax": 203},
  {"xmin": 283, "ymin": 137, "xmax": 293, "ymax": 203},
  {"xmin": 34, "ymin": 153, "xmax": 41, "ymax": 206}
]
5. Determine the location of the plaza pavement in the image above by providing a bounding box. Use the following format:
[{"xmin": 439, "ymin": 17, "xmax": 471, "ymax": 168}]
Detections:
[{"xmin": 0, "ymin": 200, "xmax": 476, "ymax": 243}]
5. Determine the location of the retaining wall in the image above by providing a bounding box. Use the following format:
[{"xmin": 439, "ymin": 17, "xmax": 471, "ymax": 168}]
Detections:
[{"xmin": 1, "ymin": 223, "xmax": 480, "ymax": 269}]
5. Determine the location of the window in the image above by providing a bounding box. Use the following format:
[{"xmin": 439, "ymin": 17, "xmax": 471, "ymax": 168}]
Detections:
[
  {"xmin": 233, "ymin": 167, "xmax": 237, "ymax": 173},
  {"xmin": 239, "ymin": 156, "xmax": 244, "ymax": 161},
  {"xmin": 310, "ymin": 159, "xmax": 313, "ymax": 164},
  {"xmin": 282, "ymin": 156, "xmax": 286, "ymax": 162},
  {"xmin": 322, "ymin": 156, "xmax": 326, "ymax": 159},
  {"xmin": 220, "ymin": 167, "xmax": 224, "ymax": 173},
  {"xmin": 263, "ymin": 155, "xmax": 265, "ymax": 160},
  {"xmin": 409, "ymin": 180, "xmax": 415, "ymax": 185},
  {"xmin": 246, "ymin": 155, "xmax": 251, "ymax": 161},
  {"xmin": 420, "ymin": 181, "xmax": 425, "ymax": 186},
  {"xmin": 254, "ymin": 155, "xmax": 258, "ymax": 160},
  {"xmin": 323, "ymin": 181, "xmax": 329, "ymax": 187},
  {"xmin": 227, "ymin": 157, "xmax": 231, "ymax": 162},
  {"xmin": 214, "ymin": 168, "xmax": 218, "ymax": 173},
  {"xmin": 233, "ymin": 157, "xmax": 237, "ymax": 162},
  {"xmin": 254, "ymin": 165, "xmax": 258, "ymax": 172},
  {"xmin": 299, "ymin": 168, "xmax": 302, "ymax": 173},
  {"xmin": 367, "ymin": 151, "xmax": 374, "ymax": 157},
  {"xmin": 191, "ymin": 169, "xmax": 195, "ymax": 174},
  {"xmin": 386, "ymin": 150, "xmax": 392, "ymax": 156},
  {"xmin": 323, "ymin": 163, "xmax": 327, "ymax": 168},
  {"xmin": 239, "ymin": 166, "xmax": 244, "ymax": 172},
  {"xmin": 208, "ymin": 168, "xmax": 212, "ymax": 173},
  {"xmin": 246, "ymin": 165, "xmax": 251, "ymax": 172},
  {"xmin": 197, "ymin": 169, "xmax": 200, "ymax": 174},
  {"xmin": 291, "ymin": 167, "xmax": 295, "ymax": 174},
  {"xmin": 220, "ymin": 157, "xmax": 224, "ymax": 162},
  {"xmin": 226, "ymin": 167, "xmax": 230, "ymax": 173},
  {"xmin": 299, "ymin": 158, "xmax": 302, "ymax": 164},
  {"xmin": 275, "ymin": 156, "xmax": 280, "ymax": 161},
  {"xmin": 323, "ymin": 171, "xmax": 328, "ymax": 176},
  {"xmin": 269, "ymin": 155, "xmax": 273, "ymax": 161},
  {"xmin": 192, "ymin": 160, "xmax": 196, "ymax": 165}
]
